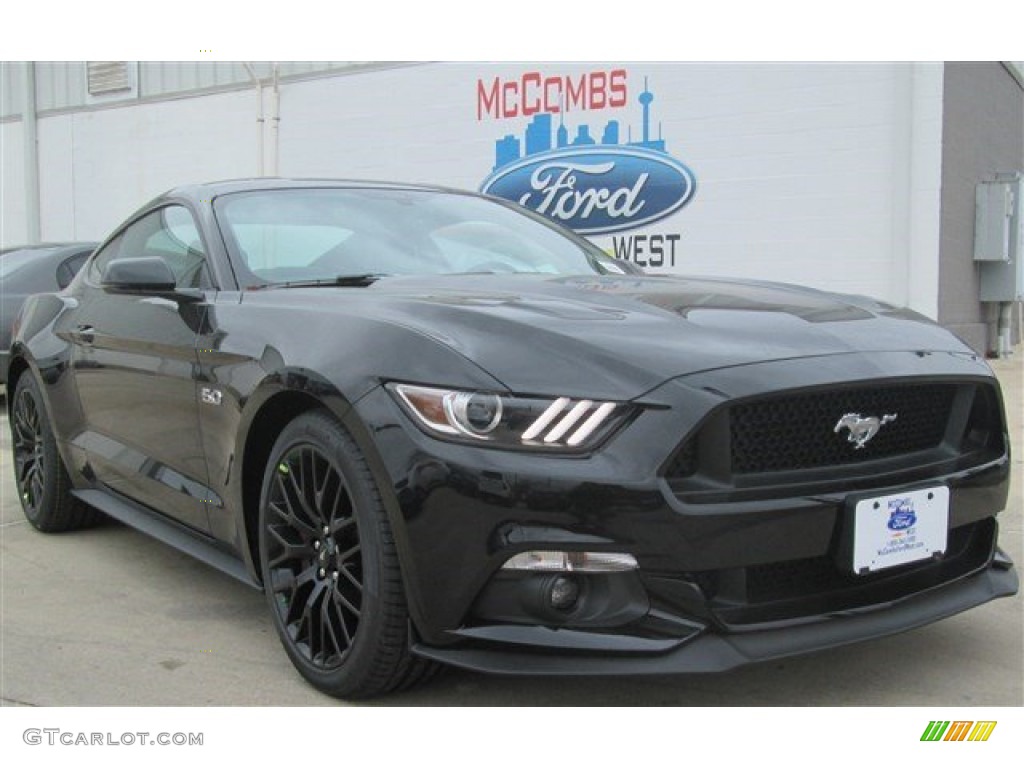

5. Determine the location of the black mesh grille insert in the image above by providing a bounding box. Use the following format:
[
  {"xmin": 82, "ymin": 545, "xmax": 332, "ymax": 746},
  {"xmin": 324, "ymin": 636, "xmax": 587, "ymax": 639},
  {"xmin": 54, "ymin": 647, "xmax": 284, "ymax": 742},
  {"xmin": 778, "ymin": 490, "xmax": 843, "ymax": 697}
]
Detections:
[
  {"xmin": 665, "ymin": 437, "xmax": 698, "ymax": 478},
  {"xmin": 729, "ymin": 383, "xmax": 957, "ymax": 474},
  {"xmin": 743, "ymin": 520, "xmax": 985, "ymax": 605}
]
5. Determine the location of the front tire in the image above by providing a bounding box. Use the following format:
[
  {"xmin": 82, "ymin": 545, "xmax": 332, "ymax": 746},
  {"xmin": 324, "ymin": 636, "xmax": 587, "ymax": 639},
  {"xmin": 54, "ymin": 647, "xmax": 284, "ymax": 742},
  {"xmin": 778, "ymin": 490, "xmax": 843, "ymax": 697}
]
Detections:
[
  {"xmin": 258, "ymin": 409, "xmax": 437, "ymax": 698},
  {"xmin": 10, "ymin": 372, "xmax": 98, "ymax": 532}
]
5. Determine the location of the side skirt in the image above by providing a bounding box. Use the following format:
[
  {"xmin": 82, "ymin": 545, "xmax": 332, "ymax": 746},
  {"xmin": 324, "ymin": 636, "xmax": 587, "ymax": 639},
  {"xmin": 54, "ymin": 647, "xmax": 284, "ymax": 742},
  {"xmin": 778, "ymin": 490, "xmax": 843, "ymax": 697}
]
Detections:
[{"xmin": 73, "ymin": 488, "xmax": 260, "ymax": 589}]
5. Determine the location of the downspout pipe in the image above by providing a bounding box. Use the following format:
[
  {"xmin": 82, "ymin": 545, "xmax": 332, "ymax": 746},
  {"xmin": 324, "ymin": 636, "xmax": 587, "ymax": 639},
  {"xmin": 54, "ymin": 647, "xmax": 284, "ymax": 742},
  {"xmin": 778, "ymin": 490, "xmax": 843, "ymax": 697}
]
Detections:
[
  {"xmin": 268, "ymin": 63, "xmax": 280, "ymax": 177},
  {"xmin": 996, "ymin": 301, "xmax": 1013, "ymax": 358},
  {"xmin": 242, "ymin": 63, "xmax": 265, "ymax": 176},
  {"xmin": 21, "ymin": 61, "xmax": 40, "ymax": 244}
]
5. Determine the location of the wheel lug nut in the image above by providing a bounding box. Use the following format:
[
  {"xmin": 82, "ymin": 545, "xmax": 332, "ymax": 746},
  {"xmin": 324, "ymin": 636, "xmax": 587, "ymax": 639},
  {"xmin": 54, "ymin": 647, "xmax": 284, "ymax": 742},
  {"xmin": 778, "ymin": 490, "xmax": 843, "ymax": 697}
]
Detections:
[
  {"xmin": 318, "ymin": 568, "xmax": 326, "ymax": 578},
  {"xmin": 332, "ymin": 571, "xmax": 338, "ymax": 581},
  {"xmin": 313, "ymin": 541, "xmax": 320, "ymax": 550},
  {"xmin": 323, "ymin": 526, "xmax": 329, "ymax": 535}
]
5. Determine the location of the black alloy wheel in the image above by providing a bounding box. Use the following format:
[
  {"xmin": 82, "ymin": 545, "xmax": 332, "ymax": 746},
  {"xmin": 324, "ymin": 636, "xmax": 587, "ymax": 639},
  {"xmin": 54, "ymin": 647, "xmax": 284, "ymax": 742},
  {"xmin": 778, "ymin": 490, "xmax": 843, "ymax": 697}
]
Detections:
[
  {"xmin": 263, "ymin": 442, "xmax": 364, "ymax": 669},
  {"xmin": 258, "ymin": 410, "xmax": 438, "ymax": 698},
  {"xmin": 10, "ymin": 372, "xmax": 98, "ymax": 532}
]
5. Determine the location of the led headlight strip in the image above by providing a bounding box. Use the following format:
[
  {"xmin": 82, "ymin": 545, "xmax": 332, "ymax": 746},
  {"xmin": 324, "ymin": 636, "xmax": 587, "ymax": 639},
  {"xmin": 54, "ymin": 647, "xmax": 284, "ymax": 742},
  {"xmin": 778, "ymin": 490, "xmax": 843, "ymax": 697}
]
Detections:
[
  {"xmin": 389, "ymin": 384, "xmax": 621, "ymax": 450},
  {"xmin": 521, "ymin": 398, "xmax": 618, "ymax": 447}
]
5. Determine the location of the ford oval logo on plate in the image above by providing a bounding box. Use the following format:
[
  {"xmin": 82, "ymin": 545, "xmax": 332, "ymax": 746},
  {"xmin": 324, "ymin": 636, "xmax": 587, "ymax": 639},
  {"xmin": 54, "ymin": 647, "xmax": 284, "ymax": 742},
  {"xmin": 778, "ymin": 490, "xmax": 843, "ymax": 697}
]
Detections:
[
  {"xmin": 480, "ymin": 146, "xmax": 696, "ymax": 235},
  {"xmin": 887, "ymin": 510, "xmax": 917, "ymax": 531}
]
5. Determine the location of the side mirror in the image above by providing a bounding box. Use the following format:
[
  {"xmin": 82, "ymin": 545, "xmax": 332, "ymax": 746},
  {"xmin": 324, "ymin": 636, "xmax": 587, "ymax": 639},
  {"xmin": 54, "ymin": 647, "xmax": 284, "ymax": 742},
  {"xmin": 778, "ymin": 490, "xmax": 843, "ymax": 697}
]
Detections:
[{"xmin": 102, "ymin": 257, "xmax": 176, "ymax": 292}]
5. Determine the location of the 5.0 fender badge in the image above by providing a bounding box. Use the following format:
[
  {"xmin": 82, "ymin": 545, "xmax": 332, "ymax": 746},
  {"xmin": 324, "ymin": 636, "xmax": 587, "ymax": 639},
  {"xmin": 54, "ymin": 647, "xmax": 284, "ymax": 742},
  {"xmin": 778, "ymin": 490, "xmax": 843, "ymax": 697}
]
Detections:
[
  {"xmin": 200, "ymin": 387, "xmax": 223, "ymax": 406},
  {"xmin": 834, "ymin": 412, "xmax": 897, "ymax": 449}
]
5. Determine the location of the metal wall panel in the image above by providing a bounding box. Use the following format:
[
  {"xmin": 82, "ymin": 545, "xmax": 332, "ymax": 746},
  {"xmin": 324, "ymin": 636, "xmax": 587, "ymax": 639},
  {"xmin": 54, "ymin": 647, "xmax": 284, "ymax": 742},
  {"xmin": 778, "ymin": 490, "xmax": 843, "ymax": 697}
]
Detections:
[
  {"xmin": 137, "ymin": 61, "xmax": 364, "ymax": 99},
  {"xmin": 1, "ymin": 61, "xmax": 23, "ymax": 118},
  {"xmin": 35, "ymin": 62, "xmax": 88, "ymax": 111},
  {"xmin": 4, "ymin": 62, "xmax": 376, "ymax": 119}
]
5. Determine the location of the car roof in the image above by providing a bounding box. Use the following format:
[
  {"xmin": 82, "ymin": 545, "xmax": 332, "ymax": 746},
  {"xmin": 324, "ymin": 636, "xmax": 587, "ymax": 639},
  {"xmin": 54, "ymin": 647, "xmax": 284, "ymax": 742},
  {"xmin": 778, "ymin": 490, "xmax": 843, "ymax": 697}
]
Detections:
[
  {"xmin": 153, "ymin": 178, "xmax": 467, "ymax": 207},
  {"xmin": 0, "ymin": 241, "xmax": 98, "ymax": 256}
]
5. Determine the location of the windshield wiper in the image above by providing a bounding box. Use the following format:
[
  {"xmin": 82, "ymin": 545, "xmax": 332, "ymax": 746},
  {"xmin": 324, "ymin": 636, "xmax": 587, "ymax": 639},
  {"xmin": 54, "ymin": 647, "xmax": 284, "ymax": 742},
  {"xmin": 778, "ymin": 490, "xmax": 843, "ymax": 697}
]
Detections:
[{"xmin": 263, "ymin": 273, "xmax": 391, "ymax": 289}]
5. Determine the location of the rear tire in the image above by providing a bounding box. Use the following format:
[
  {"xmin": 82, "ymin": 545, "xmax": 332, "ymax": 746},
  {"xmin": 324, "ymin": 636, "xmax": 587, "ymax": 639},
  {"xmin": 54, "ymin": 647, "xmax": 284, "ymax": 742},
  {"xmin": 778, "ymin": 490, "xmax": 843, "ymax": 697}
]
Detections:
[
  {"xmin": 258, "ymin": 409, "xmax": 438, "ymax": 698},
  {"xmin": 10, "ymin": 372, "xmax": 99, "ymax": 532}
]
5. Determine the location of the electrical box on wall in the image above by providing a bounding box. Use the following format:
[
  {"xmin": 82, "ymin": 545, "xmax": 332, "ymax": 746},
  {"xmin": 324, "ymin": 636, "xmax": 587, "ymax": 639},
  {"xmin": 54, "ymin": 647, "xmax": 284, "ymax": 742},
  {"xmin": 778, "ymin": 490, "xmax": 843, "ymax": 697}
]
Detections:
[{"xmin": 976, "ymin": 173, "xmax": 1024, "ymax": 302}]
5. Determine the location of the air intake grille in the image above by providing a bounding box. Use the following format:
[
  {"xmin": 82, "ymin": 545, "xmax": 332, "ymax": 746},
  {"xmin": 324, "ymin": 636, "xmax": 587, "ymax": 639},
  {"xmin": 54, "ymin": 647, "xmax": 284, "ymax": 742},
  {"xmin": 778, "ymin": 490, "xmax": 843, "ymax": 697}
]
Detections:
[{"xmin": 729, "ymin": 383, "xmax": 957, "ymax": 474}]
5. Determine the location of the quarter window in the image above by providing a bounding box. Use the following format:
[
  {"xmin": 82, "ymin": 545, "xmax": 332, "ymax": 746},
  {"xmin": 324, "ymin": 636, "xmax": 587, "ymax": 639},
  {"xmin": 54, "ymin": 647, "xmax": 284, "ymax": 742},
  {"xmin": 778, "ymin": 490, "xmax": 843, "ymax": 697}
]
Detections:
[
  {"xmin": 56, "ymin": 250, "xmax": 91, "ymax": 289},
  {"xmin": 87, "ymin": 232, "xmax": 125, "ymax": 284}
]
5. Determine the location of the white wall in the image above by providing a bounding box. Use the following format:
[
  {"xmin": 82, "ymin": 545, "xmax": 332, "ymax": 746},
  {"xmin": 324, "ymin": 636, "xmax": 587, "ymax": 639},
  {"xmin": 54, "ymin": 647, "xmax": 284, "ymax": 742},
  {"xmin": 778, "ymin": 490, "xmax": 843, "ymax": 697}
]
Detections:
[
  {"xmin": 69, "ymin": 90, "xmax": 255, "ymax": 238},
  {"xmin": 903, "ymin": 63, "xmax": 945, "ymax": 321},
  {"xmin": 1, "ymin": 121, "xmax": 27, "ymax": 245},
  {"xmin": 12, "ymin": 88, "xmax": 257, "ymax": 244},
  {"xmin": 3, "ymin": 62, "xmax": 946, "ymax": 317}
]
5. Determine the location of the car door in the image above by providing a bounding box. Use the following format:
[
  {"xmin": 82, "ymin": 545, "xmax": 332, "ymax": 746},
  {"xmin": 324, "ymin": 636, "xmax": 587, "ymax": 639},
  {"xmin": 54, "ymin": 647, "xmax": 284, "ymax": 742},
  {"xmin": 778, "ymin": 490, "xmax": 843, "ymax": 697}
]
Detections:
[{"xmin": 69, "ymin": 205, "xmax": 216, "ymax": 532}]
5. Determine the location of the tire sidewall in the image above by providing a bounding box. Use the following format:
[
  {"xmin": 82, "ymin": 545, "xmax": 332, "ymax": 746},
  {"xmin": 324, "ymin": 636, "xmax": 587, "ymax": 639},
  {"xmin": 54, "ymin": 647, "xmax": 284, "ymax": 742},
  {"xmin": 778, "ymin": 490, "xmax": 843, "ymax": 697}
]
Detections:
[{"xmin": 12, "ymin": 373, "xmax": 62, "ymax": 529}]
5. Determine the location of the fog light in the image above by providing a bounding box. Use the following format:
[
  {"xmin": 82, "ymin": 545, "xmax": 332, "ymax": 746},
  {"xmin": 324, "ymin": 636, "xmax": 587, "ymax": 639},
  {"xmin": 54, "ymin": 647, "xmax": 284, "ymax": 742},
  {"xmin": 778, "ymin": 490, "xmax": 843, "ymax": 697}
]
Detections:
[{"xmin": 549, "ymin": 576, "xmax": 580, "ymax": 611}]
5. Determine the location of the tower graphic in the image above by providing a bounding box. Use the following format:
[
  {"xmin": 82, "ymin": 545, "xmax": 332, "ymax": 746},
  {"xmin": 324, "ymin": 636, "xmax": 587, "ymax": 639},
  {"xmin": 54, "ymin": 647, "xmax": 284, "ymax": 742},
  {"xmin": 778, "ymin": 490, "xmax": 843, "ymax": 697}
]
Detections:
[{"xmin": 639, "ymin": 78, "xmax": 653, "ymax": 144}]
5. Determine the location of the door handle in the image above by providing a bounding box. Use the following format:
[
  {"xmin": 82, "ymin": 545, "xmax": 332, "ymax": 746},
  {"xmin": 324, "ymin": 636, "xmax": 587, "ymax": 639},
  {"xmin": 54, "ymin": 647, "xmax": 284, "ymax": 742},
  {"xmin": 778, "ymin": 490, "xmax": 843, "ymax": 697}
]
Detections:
[{"xmin": 74, "ymin": 325, "xmax": 96, "ymax": 345}]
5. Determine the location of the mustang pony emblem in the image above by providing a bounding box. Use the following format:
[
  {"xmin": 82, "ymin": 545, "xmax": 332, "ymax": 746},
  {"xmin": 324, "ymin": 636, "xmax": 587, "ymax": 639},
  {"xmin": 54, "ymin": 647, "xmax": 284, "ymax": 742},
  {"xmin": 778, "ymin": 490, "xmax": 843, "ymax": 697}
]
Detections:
[{"xmin": 834, "ymin": 412, "xmax": 898, "ymax": 449}]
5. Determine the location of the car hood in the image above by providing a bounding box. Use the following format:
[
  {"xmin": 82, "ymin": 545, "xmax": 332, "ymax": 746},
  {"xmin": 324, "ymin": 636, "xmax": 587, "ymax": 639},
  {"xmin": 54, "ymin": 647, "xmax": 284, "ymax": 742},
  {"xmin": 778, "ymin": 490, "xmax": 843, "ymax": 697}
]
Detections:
[{"xmin": 252, "ymin": 274, "xmax": 976, "ymax": 399}]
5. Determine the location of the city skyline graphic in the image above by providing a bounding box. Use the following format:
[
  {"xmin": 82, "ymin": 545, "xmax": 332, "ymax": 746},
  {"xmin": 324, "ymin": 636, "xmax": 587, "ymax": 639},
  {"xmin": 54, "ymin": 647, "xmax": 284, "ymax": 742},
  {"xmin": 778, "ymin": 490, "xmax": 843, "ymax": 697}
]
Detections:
[{"xmin": 493, "ymin": 78, "xmax": 668, "ymax": 171}]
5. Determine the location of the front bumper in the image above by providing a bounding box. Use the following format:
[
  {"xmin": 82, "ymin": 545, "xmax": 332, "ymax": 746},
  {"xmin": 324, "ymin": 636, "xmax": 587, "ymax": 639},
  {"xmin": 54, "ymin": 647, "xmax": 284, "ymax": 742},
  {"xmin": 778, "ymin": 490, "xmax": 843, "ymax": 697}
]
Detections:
[
  {"xmin": 412, "ymin": 549, "xmax": 1018, "ymax": 675},
  {"xmin": 349, "ymin": 350, "xmax": 1018, "ymax": 673}
]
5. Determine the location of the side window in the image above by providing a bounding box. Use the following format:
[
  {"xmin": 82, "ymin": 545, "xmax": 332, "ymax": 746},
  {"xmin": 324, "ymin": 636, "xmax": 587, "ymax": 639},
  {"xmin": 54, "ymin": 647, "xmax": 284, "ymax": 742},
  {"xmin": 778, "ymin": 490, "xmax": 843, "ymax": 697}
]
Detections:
[{"xmin": 92, "ymin": 206, "xmax": 212, "ymax": 289}]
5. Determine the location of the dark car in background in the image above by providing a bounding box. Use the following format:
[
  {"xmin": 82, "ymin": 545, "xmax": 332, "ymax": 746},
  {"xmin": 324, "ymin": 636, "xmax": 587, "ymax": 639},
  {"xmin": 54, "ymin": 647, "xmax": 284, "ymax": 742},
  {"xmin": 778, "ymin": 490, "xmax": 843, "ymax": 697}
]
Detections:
[
  {"xmin": 6, "ymin": 180, "xmax": 1018, "ymax": 698},
  {"xmin": 1, "ymin": 242, "xmax": 96, "ymax": 384}
]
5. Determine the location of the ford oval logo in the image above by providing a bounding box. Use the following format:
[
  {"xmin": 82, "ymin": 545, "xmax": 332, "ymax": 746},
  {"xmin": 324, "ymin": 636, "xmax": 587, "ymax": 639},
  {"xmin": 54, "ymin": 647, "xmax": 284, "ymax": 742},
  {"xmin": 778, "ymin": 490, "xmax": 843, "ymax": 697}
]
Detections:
[
  {"xmin": 480, "ymin": 146, "xmax": 696, "ymax": 235},
  {"xmin": 887, "ymin": 511, "xmax": 917, "ymax": 531}
]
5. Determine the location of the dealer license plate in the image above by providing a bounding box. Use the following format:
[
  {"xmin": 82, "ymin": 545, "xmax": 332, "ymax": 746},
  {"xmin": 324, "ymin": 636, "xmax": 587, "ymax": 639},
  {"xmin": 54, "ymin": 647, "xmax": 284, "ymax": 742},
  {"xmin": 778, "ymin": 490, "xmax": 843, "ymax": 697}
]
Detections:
[{"xmin": 852, "ymin": 486, "xmax": 949, "ymax": 574}]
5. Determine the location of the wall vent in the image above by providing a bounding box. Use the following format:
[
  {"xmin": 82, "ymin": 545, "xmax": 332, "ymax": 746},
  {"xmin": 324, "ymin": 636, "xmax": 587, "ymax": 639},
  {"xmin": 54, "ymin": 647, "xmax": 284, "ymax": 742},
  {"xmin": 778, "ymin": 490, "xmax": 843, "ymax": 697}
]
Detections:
[{"xmin": 87, "ymin": 61, "xmax": 131, "ymax": 95}]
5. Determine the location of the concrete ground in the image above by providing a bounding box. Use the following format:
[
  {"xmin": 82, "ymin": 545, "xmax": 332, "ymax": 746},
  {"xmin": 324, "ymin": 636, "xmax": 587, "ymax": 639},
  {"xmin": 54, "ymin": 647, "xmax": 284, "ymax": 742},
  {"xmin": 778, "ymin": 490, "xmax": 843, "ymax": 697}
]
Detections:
[{"xmin": 1, "ymin": 357, "xmax": 1021, "ymax": 706}]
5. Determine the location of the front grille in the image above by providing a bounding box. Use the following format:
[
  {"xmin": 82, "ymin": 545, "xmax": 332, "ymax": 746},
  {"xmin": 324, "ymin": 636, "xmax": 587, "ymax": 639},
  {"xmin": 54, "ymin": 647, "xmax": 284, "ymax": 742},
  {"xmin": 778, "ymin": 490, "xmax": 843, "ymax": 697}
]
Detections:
[{"xmin": 729, "ymin": 383, "xmax": 956, "ymax": 473}]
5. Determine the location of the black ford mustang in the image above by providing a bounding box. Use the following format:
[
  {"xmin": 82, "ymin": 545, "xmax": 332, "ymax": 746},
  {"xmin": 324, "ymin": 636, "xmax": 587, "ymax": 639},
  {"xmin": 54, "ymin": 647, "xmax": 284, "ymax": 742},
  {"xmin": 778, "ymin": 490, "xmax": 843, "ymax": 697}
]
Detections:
[{"xmin": 7, "ymin": 179, "xmax": 1018, "ymax": 698}]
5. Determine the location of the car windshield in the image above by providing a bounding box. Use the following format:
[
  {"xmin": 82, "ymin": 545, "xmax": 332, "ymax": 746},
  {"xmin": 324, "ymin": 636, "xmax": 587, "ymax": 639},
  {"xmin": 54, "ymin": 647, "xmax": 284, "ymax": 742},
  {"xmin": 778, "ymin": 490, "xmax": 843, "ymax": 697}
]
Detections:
[
  {"xmin": 214, "ymin": 188, "xmax": 624, "ymax": 285},
  {"xmin": 0, "ymin": 247, "xmax": 58, "ymax": 279}
]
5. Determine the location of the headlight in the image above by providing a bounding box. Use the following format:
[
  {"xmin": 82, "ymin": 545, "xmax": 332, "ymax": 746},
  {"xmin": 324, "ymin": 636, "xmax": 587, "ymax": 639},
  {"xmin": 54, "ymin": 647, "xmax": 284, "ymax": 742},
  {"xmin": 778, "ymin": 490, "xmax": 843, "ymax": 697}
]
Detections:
[{"xmin": 388, "ymin": 383, "xmax": 630, "ymax": 451}]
